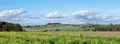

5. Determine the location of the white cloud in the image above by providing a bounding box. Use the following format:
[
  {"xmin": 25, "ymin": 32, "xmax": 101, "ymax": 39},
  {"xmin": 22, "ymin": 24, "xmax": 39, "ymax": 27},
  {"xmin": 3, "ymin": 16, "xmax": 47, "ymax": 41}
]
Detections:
[
  {"xmin": 72, "ymin": 10, "xmax": 98, "ymax": 20},
  {"xmin": 45, "ymin": 11, "xmax": 66, "ymax": 19},
  {"xmin": 0, "ymin": 8, "xmax": 27, "ymax": 22},
  {"xmin": 71, "ymin": 9, "xmax": 120, "ymax": 24},
  {"xmin": 2, "ymin": 9, "xmax": 120, "ymax": 25},
  {"xmin": 101, "ymin": 15, "xmax": 120, "ymax": 22},
  {"xmin": 43, "ymin": 10, "xmax": 120, "ymax": 24},
  {"xmin": 72, "ymin": 10, "xmax": 96, "ymax": 16}
]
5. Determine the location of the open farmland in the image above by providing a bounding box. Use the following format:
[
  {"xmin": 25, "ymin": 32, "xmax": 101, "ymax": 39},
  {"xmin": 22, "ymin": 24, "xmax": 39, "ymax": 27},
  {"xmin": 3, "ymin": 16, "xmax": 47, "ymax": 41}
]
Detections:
[
  {"xmin": 0, "ymin": 32, "xmax": 120, "ymax": 44},
  {"xmin": 24, "ymin": 23, "xmax": 120, "ymax": 32}
]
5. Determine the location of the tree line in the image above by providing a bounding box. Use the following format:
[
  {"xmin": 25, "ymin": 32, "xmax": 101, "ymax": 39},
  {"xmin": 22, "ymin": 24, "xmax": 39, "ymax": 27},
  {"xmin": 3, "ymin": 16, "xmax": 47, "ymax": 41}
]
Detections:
[{"xmin": 83, "ymin": 23, "xmax": 120, "ymax": 31}]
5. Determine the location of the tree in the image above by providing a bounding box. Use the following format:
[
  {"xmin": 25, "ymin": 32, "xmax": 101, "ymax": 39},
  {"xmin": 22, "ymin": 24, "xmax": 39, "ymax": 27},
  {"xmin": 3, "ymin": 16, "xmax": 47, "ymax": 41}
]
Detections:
[{"xmin": 0, "ymin": 21, "xmax": 24, "ymax": 31}]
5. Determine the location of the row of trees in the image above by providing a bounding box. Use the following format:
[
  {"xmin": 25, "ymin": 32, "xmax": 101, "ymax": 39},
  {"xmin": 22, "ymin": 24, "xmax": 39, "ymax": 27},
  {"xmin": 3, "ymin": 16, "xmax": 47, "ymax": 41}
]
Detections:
[
  {"xmin": 84, "ymin": 23, "xmax": 120, "ymax": 31},
  {"xmin": 0, "ymin": 21, "xmax": 23, "ymax": 31},
  {"xmin": 94, "ymin": 24, "xmax": 120, "ymax": 31},
  {"xmin": 24, "ymin": 23, "xmax": 61, "ymax": 28}
]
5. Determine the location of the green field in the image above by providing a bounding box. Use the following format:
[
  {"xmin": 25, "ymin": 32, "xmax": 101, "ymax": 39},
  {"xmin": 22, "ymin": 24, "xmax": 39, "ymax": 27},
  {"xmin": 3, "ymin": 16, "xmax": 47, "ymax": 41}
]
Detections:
[
  {"xmin": 0, "ymin": 32, "xmax": 120, "ymax": 44},
  {"xmin": 0, "ymin": 24, "xmax": 119, "ymax": 44},
  {"xmin": 24, "ymin": 24, "xmax": 89, "ymax": 32}
]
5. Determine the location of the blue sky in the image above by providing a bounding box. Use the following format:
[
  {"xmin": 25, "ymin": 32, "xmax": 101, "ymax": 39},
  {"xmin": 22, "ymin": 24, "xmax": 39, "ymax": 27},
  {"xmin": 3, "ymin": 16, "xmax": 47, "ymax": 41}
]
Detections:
[{"xmin": 0, "ymin": 0, "xmax": 120, "ymax": 25}]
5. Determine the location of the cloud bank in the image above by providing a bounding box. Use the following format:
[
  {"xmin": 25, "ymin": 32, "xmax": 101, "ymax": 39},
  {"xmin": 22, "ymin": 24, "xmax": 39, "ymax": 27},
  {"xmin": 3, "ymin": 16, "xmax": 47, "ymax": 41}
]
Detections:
[
  {"xmin": 1, "ymin": 9, "xmax": 120, "ymax": 25},
  {"xmin": 73, "ymin": 10, "xmax": 120, "ymax": 23},
  {"xmin": 45, "ymin": 11, "xmax": 66, "ymax": 19},
  {"xmin": 44, "ymin": 10, "xmax": 120, "ymax": 24},
  {"xmin": 0, "ymin": 9, "xmax": 27, "ymax": 22},
  {"xmin": 72, "ymin": 10, "xmax": 99, "ymax": 20}
]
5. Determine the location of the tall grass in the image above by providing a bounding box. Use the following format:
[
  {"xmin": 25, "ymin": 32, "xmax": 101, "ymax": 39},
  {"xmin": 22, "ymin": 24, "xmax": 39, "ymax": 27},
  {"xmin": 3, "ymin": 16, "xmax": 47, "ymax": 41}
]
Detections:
[{"xmin": 0, "ymin": 32, "xmax": 119, "ymax": 44}]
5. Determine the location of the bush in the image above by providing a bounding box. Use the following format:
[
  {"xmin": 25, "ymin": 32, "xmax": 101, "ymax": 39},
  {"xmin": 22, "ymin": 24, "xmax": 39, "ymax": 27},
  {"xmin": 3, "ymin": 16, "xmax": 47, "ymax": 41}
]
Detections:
[
  {"xmin": 42, "ymin": 28, "xmax": 61, "ymax": 32},
  {"xmin": 0, "ymin": 21, "xmax": 24, "ymax": 31}
]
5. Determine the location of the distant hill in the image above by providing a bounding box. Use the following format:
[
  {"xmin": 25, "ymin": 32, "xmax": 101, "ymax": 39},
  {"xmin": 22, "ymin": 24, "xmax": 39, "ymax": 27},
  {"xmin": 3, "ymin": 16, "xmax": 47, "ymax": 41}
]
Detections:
[{"xmin": 24, "ymin": 23, "xmax": 120, "ymax": 32}]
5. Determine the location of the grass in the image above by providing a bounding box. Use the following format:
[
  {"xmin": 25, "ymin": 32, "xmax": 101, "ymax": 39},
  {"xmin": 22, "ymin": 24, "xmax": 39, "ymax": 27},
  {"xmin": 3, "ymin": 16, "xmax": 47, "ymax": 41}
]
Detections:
[
  {"xmin": 24, "ymin": 25, "xmax": 86, "ymax": 32},
  {"xmin": 0, "ymin": 32, "xmax": 120, "ymax": 44},
  {"xmin": 23, "ymin": 24, "xmax": 120, "ymax": 44}
]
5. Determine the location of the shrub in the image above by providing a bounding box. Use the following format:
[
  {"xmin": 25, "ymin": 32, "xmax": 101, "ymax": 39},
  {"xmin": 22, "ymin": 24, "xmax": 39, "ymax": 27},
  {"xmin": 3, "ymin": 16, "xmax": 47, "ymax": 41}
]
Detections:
[
  {"xmin": 42, "ymin": 28, "xmax": 61, "ymax": 32},
  {"xmin": 0, "ymin": 21, "xmax": 24, "ymax": 31}
]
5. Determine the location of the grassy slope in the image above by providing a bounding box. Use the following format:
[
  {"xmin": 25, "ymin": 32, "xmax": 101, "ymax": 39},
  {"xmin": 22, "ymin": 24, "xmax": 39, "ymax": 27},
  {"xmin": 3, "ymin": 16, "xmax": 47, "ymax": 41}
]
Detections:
[
  {"xmin": 24, "ymin": 24, "xmax": 87, "ymax": 32},
  {"xmin": 22, "ymin": 24, "xmax": 120, "ymax": 44},
  {"xmin": 0, "ymin": 32, "xmax": 120, "ymax": 44}
]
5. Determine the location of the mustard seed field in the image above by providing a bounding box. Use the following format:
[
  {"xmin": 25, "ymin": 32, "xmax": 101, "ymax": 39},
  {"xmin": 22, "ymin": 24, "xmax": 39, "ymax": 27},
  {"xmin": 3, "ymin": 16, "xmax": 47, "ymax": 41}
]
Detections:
[{"xmin": 0, "ymin": 32, "xmax": 120, "ymax": 44}]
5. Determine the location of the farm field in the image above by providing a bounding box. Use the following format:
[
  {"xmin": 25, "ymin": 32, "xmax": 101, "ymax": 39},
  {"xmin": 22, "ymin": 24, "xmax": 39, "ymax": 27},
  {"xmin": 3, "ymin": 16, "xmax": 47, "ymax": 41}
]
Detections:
[
  {"xmin": 24, "ymin": 24, "xmax": 93, "ymax": 32},
  {"xmin": 0, "ymin": 32, "xmax": 120, "ymax": 44}
]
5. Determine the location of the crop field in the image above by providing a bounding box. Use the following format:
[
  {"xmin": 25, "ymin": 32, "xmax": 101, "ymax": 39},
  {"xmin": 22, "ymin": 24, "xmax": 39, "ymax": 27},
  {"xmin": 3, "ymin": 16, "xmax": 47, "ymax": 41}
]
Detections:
[{"xmin": 0, "ymin": 32, "xmax": 120, "ymax": 44}]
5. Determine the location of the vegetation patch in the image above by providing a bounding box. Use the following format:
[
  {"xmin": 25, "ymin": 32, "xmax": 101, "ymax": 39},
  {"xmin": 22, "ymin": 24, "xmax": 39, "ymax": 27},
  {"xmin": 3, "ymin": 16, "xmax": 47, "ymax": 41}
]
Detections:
[
  {"xmin": 0, "ymin": 21, "xmax": 24, "ymax": 31},
  {"xmin": 0, "ymin": 32, "xmax": 119, "ymax": 44}
]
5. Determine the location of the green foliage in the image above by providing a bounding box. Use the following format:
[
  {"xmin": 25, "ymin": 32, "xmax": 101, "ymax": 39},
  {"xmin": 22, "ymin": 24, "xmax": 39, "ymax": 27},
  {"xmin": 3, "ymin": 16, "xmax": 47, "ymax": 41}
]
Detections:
[
  {"xmin": 94, "ymin": 24, "xmax": 120, "ymax": 31},
  {"xmin": 0, "ymin": 32, "xmax": 119, "ymax": 44},
  {"xmin": 42, "ymin": 28, "xmax": 61, "ymax": 32},
  {"xmin": 0, "ymin": 21, "xmax": 23, "ymax": 31}
]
